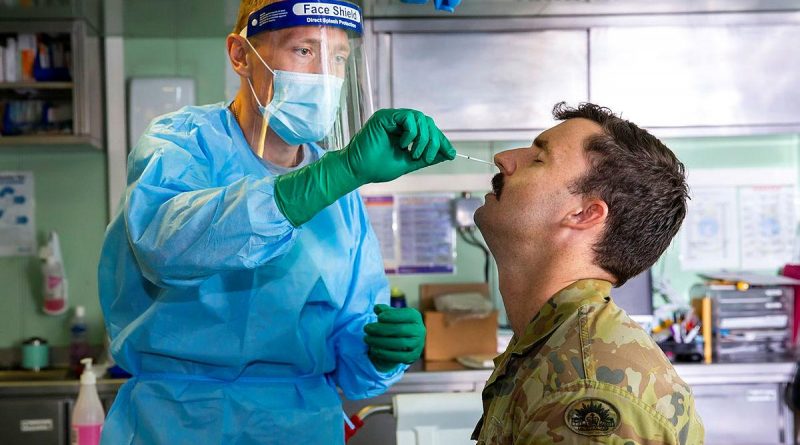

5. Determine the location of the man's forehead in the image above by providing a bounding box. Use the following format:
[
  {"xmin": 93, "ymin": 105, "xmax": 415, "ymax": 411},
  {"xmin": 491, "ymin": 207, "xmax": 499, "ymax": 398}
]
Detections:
[
  {"xmin": 273, "ymin": 26, "xmax": 351, "ymax": 48},
  {"xmin": 536, "ymin": 119, "xmax": 602, "ymax": 150}
]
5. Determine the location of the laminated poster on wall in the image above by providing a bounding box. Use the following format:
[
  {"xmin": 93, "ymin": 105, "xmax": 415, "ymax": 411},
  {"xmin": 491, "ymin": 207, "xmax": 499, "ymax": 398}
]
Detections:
[
  {"xmin": 680, "ymin": 168, "xmax": 797, "ymax": 271},
  {"xmin": 364, "ymin": 195, "xmax": 399, "ymax": 273},
  {"xmin": 680, "ymin": 186, "xmax": 740, "ymax": 270},
  {"xmin": 397, "ymin": 193, "xmax": 456, "ymax": 274},
  {"xmin": 364, "ymin": 193, "xmax": 456, "ymax": 274},
  {"xmin": 0, "ymin": 171, "xmax": 35, "ymax": 256},
  {"xmin": 739, "ymin": 185, "xmax": 797, "ymax": 270}
]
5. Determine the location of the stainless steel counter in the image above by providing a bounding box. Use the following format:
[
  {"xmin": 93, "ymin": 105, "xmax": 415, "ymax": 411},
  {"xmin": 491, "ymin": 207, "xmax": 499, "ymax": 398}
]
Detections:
[
  {"xmin": 1, "ymin": 362, "xmax": 796, "ymax": 445},
  {"xmin": 0, "ymin": 379, "xmax": 126, "ymax": 398},
  {"xmin": 674, "ymin": 361, "xmax": 797, "ymax": 385},
  {"xmin": 0, "ymin": 361, "xmax": 794, "ymax": 395},
  {"xmin": 393, "ymin": 360, "xmax": 798, "ymax": 392}
]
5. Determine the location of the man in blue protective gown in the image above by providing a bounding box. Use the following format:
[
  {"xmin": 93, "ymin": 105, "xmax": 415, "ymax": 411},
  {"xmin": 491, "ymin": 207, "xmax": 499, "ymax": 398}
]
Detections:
[{"xmin": 97, "ymin": 1, "xmax": 455, "ymax": 444}]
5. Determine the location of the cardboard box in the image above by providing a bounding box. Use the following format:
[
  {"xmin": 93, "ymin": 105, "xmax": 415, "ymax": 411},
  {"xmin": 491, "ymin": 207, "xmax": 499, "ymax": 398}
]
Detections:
[{"xmin": 420, "ymin": 283, "xmax": 498, "ymax": 361}]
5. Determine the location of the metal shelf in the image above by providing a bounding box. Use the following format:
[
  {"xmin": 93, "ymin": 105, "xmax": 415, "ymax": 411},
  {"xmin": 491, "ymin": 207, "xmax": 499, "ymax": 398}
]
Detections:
[
  {"xmin": 0, "ymin": 82, "xmax": 73, "ymax": 90},
  {"xmin": 0, "ymin": 134, "xmax": 99, "ymax": 149},
  {"xmin": 0, "ymin": 20, "xmax": 103, "ymax": 149}
]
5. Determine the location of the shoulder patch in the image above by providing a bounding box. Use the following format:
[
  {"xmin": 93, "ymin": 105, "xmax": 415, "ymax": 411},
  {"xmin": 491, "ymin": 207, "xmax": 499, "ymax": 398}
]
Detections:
[{"xmin": 564, "ymin": 398, "xmax": 620, "ymax": 436}]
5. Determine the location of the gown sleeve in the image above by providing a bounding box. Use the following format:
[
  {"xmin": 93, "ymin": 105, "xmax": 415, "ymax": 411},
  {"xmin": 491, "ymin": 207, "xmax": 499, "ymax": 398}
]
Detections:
[
  {"xmin": 330, "ymin": 191, "xmax": 407, "ymax": 399},
  {"xmin": 124, "ymin": 119, "xmax": 299, "ymax": 288}
]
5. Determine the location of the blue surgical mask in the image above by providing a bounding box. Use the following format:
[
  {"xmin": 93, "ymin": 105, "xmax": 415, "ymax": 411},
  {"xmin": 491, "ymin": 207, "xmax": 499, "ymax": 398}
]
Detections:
[{"xmin": 244, "ymin": 39, "xmax": 344, "ymax": 146}]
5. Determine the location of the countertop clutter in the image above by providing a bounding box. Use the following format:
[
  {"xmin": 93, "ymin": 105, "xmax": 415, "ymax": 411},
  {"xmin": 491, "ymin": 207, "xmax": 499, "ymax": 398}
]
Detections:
[
  {"xmin": 1, "ymin": 361, "xmax": 797, "ymax": 445},
  {"xmin": 0, "ymin": 360, "xmax": 795, "ymax": 393}
]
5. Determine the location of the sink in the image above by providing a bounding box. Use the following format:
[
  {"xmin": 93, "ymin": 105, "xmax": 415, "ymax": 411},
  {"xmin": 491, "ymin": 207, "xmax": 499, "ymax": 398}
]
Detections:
[{"xmin": 0, "ymin": 368, "xmax": 71, "ymax": 382}]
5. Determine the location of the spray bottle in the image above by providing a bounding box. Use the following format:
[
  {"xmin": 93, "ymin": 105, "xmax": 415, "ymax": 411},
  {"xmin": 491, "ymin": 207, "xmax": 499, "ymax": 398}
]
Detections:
[
  {"xmin": 39, "ymin": 231, "xmax": 68, "ymax": 315},
  {"xmin": 71, "ymin": 358, "xmax": 105, "ymax": 445}
]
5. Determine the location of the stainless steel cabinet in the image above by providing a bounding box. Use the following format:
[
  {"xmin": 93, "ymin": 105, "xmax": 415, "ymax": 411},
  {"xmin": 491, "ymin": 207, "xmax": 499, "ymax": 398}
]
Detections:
[
  {"xmin": 378, "ymin": 29, "xmax": 588, "ymax": 140},
  {"xmin": 370, "ymin": 14, "xmax": 800, "ymax": 138},
  {"xmin": 589, "ymin": 25, "xmax": 800, "ymax": 132},
  {"xmin": 693, "ymin": 383, "xmax": 793, "ymax": 445},
  {"xmin": 0, "ymin": 398, "xmax": 69, "ymax": 445},
  {"xmin": 0, "ymin": 381, "xmax": 121, "ymax": 445}
]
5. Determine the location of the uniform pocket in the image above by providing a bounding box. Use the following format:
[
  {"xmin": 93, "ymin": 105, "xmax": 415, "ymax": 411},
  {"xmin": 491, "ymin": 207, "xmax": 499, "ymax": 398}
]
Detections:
[{"xmin": 477, "ymin": 415, "xmax": 512, "ymax": 445}]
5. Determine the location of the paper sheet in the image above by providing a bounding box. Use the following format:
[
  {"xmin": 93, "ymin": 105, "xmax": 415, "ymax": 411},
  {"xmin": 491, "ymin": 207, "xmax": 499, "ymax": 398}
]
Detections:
[
  {"xmin": 739, "ymin": 185, "xmax": 796, "ymax": 269},
  {"xmin": 680, "ymin": 187, "xmax": 740, "ymax": 270},
  {"xmin": 364, "ymin": 195, "xmax": 398, "ymax": 273},
  {"xmin": 0, "ymin": 171, "xmax": 36, "ymax": 256},
  {"xmin": 680, "ymin": 177, "xmax": 797, "ymax": 270},
  {"xmin": 397, "ymin": 194, "xmax": 456, "ymax": 274},
  {"xmin": 364, "ymin": 193, "xmax": 456, "ymax": 274}
]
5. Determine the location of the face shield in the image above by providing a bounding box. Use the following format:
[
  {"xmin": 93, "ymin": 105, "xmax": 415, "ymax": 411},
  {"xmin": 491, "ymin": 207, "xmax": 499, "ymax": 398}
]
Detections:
[{"xmin": 239, "ymin": 0, "xmax": 372, "ymax": 155}]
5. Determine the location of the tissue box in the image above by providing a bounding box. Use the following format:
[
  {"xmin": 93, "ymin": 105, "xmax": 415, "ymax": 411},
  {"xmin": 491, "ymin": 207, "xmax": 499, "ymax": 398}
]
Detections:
[{"xmin": 420, "ymin": 283, "xmax": 498, "ymax": 361}]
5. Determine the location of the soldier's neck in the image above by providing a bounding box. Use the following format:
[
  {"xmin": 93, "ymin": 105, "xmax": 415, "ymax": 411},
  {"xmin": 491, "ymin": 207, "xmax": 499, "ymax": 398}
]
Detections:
[
  {"xmin": 497, "ymin": 256, "xmax": 609, "ymax": 337},
  {"xmin": 498, "ymin": 269, "xmax": 568, "ymax": 337}
]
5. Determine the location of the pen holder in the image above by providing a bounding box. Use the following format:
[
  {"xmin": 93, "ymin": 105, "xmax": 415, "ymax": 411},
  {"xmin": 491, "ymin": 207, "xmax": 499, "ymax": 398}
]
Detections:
[{"xmin": 658, "ymin": 340, "xmax": 703, "ymax": 363}]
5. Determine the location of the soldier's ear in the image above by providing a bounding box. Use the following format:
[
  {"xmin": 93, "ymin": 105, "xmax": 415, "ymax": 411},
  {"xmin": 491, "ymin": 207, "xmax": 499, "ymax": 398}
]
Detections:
[{"xmin": 562, "ymin": 198, "xmax": 607, "ymax": 230}]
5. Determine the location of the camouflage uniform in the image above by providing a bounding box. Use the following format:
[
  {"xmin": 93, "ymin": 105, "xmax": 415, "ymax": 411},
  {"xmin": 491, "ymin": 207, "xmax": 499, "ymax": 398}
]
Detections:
[{"xmin": 472, "ymin": 279, "xmax": 704, "ymax": 444}]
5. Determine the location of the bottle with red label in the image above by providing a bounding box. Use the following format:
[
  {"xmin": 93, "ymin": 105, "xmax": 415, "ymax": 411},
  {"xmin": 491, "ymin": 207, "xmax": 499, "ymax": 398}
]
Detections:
[
  {"xmin": 71, "ymin": 358, "xmax": 104, "ymax": 445},
  {"xmin": 40, "ymin": 231, "xmax": 68, "ymax": 315}
]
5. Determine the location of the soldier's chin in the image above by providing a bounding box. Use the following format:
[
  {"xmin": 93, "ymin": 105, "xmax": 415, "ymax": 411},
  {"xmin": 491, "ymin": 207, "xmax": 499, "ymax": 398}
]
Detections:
[
  {"xmin": 473, "ymin": 210, "xmax": 496, "ymax": 251},
  {"xmin": 474, "ymin": 205, "xmax": 486, "ymax": 228}
]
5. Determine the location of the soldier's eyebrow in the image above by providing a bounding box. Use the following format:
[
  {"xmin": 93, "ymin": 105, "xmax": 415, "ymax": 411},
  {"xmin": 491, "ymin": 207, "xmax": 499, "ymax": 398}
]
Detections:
[{"xmin": 533, "ymin": 137, "xmax": 549, "ymax": 154}]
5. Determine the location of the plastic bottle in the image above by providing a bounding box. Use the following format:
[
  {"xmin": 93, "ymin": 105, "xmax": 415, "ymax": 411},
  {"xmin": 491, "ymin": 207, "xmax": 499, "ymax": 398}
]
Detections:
[
  {"xmin": 40, "ymin": 231, "xmax": 68, "ymax": 315},
  {"xmin": 71, "ymin": 358, "xmax": 104, "ymax": 445},
  {"xmin": 69, "ymin": 306, "xmax": 90, "ymax": 377},
  {"xmin": 390, "ymin": 286, "xmax": 407, "ymax": 308}
]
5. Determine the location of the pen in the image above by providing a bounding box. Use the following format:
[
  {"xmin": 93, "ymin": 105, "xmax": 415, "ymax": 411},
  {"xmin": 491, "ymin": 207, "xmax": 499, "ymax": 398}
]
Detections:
[
  {"xmin": 684, "ymin": 325, "xmax": 701, "ymax": 343},
  {"xmin": 671, "ymin": 324, "xmax": 682, "ymax": 343}
]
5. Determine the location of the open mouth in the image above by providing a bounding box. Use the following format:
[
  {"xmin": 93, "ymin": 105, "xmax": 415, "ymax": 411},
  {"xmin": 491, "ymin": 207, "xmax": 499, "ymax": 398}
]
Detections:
[{"xmin": 491, "ymin": 173, "xmax": 504, "ymax": 200}]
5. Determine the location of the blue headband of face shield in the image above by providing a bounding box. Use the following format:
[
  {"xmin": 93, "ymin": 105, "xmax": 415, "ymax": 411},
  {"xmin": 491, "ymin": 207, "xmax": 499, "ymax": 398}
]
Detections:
[{"xmin": 245, "ymin": 0, "xmax": 363, "ymax": 38}]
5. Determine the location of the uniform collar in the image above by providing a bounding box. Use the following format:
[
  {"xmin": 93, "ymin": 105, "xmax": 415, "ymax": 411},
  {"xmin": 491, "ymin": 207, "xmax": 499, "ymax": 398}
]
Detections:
[
  {"xmin": 511, "ymin": 279, "xmax": 612, "ymax": 356},
  {"xmin": 483, "ymin": 279, "xmax": 613, "ymax": 399}
]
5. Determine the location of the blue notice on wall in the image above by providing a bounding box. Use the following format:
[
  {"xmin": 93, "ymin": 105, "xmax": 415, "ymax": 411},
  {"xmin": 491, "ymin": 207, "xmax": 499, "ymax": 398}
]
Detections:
[
  {"xmin": 364, "ymin": 193, "xmax": 456, "ymax": 275},
  {"xmin": 397, "ymin": 194, "xmax": 455, "ymax": 274},
  {"xmin": 0, "ymin": 171, "xmax": 35, "ymax": 256}
]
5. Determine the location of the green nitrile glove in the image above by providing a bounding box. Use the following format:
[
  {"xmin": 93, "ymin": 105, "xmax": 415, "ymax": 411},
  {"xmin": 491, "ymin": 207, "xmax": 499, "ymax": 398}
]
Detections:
[
  {"xmin": 274, "ymin": 109, "xmax": 456, "ymax": 227},
  {"xmin": 364, "ymin": 304, "xmax": 426, "ymax": 372}
]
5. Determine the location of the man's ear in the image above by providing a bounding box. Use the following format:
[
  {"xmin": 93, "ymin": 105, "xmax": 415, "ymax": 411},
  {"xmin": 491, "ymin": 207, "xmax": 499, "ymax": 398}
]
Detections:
[
  {"xmin": 226, "ymin": 33, "xmax": 252, "ymax": 78},
  {"xmin": 563, "ymin": 197, "xmax": 607, "ymax": 230}
]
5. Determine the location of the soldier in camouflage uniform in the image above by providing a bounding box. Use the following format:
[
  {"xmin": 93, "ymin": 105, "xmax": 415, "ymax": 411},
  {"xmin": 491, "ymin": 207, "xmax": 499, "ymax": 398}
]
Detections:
[{"xmin": 472, "ymin": 103, "xmax": 704, "ymax": 444}]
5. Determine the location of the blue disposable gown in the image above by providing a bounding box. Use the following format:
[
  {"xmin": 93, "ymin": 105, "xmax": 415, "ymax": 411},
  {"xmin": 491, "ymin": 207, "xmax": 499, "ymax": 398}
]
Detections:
[{"xmin": 98, "ymin": 103, "xmax": 405, "ymax": 445}]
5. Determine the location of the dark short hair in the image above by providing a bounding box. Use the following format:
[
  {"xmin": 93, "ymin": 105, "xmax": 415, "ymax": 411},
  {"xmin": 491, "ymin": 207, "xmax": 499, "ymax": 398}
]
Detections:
[{"xmin": 553, "ymin": 102, "xmax": 689, "ymax": 286}]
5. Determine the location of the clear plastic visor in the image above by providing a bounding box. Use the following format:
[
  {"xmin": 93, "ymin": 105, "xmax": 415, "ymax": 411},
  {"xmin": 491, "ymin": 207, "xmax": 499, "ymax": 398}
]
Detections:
[{"xmin": 237, "ymin": 23, "xmax": 372, "ymax": 157}]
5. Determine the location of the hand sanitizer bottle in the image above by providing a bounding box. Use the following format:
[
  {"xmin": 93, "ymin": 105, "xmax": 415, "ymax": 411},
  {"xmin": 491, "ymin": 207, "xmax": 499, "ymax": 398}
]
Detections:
[{"xmin": 71, "ymin": 358, "xmax": 105, "ymax": 445}]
